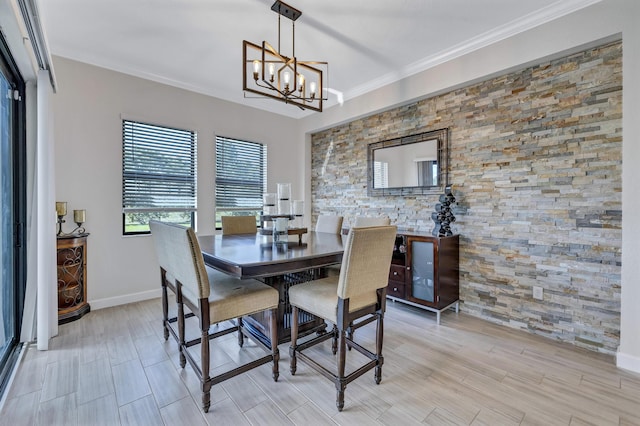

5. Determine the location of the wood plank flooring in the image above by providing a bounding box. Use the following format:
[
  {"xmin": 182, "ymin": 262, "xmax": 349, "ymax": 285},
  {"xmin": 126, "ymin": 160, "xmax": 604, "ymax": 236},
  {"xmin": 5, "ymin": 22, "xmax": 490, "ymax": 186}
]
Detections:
[{"xmin": 1, "ymin": 297, "xmax": 639, "ymax": 425}]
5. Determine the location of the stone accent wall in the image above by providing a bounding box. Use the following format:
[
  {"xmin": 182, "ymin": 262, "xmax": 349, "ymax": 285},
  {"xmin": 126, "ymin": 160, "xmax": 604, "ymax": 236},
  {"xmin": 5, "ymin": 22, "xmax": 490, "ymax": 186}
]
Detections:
[{"xmin": 311, "ymin": 41, "xmax": 622, "ymax": 354}]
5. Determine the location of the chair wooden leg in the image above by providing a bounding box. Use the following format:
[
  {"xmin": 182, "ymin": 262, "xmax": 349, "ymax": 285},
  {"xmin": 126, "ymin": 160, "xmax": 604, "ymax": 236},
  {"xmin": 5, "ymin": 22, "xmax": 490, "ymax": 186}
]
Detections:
[
  {"xmin": 347, "ymin": 321, "xmax": 354, "ymax": 351},
  {"xmin": 237, "ymin": 317, "xmax": 244, "ymax": 348},
  {"xmin": 161, "ymin": 273, "xmax": 169, "ymax": 341},
  {"xmin": 336, "ymin": 328, "xmax": 347, "ymax": 412},
  {"xmin": 201, "ymin": 314, "xmax": 211, "ymax": 412},
  {"xmin": 331, "ymin": 324, "xmax": 338, "ymax": 355},
  {"xmin": 201, "ymin": 344, "xmax": 211, "ymax": 412},
  {"xmin": 270, "ymin": 308, "xmax": 279, "ymax": 381},
  {"xmin": 375, "ymin": 312, "xmax": 384, "ymax": 385},
  {"xmin": 176, "ymin": 290, "xmax": 186, "ymax": 368},
  {"xmin": 289, "ymin": 306, "xmax": 299, "ymax": 375}
]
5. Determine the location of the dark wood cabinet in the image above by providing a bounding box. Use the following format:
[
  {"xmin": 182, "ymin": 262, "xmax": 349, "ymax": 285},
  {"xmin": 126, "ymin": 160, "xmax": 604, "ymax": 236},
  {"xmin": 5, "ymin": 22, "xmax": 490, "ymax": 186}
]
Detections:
[
  {"xmin": 57, "ymin": 235, "xmax": 90, "ymax": 324},
  {"xmin": 387, "ymin": 232, "xmax": 459, "ymax": 324}
]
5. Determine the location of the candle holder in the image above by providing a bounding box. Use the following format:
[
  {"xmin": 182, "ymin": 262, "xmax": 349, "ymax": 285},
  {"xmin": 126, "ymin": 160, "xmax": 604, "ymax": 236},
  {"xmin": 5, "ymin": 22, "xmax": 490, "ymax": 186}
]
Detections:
[
  {"xmin": 55, "ymin": 202, "xmax": 87, "ymax": 236},
  {"xmin": 73, "ymin": 209, "xmax": 86, "ymax": 234},
  {"xmin": 56, "ymin": 202, "xmax": 67, "ymax": 236}
]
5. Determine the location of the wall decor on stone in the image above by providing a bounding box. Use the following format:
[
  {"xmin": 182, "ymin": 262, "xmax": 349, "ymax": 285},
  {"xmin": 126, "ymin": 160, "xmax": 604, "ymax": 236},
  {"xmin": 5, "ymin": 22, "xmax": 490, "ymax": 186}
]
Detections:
[
  {"xmin": 311, "ymin": 41, "xmax": 622, "ymax": 355},
  {"xmin": 432, "ymin": 185, "xmax": 456, "ymax": 237}
]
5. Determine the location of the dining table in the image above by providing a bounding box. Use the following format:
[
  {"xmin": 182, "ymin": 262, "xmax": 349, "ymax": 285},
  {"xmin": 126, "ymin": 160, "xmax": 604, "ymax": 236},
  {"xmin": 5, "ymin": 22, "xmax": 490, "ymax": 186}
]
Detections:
[{"xmin": 197, "ymin": 231, "xmax": 346, "ymax": 345}]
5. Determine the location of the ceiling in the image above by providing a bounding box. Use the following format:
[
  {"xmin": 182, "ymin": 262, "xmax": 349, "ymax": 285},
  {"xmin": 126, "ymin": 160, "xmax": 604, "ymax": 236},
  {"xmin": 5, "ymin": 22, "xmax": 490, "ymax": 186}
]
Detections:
[{"xmin": 39, "ymin": 0, "xmax": 599, "ymax": 118}]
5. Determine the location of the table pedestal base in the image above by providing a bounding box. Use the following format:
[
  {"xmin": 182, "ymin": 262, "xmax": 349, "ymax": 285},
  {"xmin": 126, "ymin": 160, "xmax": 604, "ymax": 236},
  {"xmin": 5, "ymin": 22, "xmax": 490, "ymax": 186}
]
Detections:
[{"xmin": 244, "ymin": 268, "xmax": 329, "ymax": 346}]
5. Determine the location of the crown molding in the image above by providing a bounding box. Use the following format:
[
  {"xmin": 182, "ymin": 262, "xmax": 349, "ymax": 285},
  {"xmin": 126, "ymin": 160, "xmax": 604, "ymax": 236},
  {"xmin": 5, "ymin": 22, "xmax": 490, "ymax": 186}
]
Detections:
[{"xmin": 343, "ymin": 0, "xmax": 603, "ymax": 103}]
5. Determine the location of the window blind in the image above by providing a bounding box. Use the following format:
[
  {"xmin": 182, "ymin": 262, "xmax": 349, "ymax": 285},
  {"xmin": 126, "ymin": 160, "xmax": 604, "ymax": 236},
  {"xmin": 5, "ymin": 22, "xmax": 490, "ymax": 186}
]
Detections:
[
  {"xmin": 122, "ymin": 120, "xmax": 196, "ymax": 213},
  {"xmin": 215, "ymin": 136, "xmax": 267, "ymax": 211}
]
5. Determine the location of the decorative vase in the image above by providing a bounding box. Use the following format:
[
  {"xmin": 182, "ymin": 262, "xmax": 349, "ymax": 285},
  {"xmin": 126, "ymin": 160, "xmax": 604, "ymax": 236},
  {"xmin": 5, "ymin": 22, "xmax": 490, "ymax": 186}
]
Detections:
[{"xmin": 432, "ymin": 185, "xmax": 456, "ymax": 237}]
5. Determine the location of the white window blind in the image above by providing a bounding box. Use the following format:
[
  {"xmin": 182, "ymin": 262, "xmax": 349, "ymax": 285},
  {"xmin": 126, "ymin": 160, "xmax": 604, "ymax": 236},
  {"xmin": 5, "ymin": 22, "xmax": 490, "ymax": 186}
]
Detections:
[
  {"xmin": 122, "ymin": 120, "xmax": 196, "ymax": 234},
  {"xmin": 215, "ymin": 136, "xmax": 267, "ymax": 222}
]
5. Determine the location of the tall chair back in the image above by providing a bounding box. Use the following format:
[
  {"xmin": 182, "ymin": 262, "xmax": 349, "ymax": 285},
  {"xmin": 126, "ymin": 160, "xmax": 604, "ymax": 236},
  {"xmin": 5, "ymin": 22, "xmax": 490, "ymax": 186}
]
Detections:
[
  {"xmin": 315, "ymin": 215, "xmax": 344, "ymax": 234},
  {"xmin": 221, "ymin": 215, "xmax": 257, "ymax": 235},
  {"xmin": 149, "ymin": 220, "xmax": 209, "ymax": 303},
  {"xmin": 338, "ymin": 225, "xmax": 397, "ymax": 301},
  {"xmin": 354, "ymin": 216, "xmax": 391, "ymax": 227}
]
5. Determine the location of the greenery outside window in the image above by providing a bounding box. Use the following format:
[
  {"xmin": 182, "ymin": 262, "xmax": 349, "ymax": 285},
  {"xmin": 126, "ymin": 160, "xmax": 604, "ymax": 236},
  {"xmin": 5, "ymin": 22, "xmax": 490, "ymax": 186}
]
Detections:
[
  {"xmin": 122, "ymin": 120, "xmax": 197, "ymax": 235},
  {"xmin": 215, "ymin": 136, "xmax": 267, "ymax": 228}
]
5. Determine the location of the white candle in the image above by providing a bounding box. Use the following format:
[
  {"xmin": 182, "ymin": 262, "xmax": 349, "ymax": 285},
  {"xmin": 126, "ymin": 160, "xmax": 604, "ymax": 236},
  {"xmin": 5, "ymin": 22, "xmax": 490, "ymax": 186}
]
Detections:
[
  {"xmin": 275, "ymin": 217, "xmax": 288, "ymax": 233},
  {"xmin": 278, "ymin": 200, "xmax": 291, "ymax": 215},
  {"xmin": 263, "ymin": 193, "xmax": 276, "ymax": 206},
  {"xmin": 277, "ymin": 183, "xmax": 291, "ymax": 200}
]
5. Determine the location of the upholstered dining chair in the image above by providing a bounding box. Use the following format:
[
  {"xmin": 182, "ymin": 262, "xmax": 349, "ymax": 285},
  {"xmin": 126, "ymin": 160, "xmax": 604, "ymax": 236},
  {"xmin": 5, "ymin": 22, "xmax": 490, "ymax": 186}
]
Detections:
[
  {"xmin": 149, "ymin": 220, "xmax": 279, "ymax": 412},
  {"xmin": 353, "ymin": 216, "xmax": 391, "ymax": 227},
  {"xmin": 315, "ymin": 215, "xmax": 344, "ymax": 276},
  {"xmin": 315, "ymin": 215, "xmax": 344, "ymax": 234},
  {"xmin": 221, "ymin": 215, "xmax": 257, "ymax": 235},
  {"xmin": 288, "ymin": 225, "xmax": 397, "ymax": 411}
]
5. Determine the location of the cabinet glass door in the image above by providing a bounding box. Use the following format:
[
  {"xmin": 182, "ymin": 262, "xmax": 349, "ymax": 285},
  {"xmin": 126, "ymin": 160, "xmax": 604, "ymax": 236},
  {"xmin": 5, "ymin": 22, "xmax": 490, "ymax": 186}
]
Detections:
[{"xmin": 411, "ymin": 240, "xmax": 434, "ymax": 302}]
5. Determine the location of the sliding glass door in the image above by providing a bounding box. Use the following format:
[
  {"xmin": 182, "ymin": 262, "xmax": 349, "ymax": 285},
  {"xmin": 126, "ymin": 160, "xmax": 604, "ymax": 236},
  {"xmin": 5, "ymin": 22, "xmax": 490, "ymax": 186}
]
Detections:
[{"xmin": 0, "ymin": 34, "xmax": 26, "ymax": 394}]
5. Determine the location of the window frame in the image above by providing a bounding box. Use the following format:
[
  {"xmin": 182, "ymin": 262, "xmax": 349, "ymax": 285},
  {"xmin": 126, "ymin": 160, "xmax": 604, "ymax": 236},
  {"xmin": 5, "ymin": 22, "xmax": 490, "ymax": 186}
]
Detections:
[
  {"xmin": 0, "ymin": 30, "xmax": 26, "ymax": 399},
  {"xmin": 215, "ymin": 136, "xmax": 267, "ymax": 229},
  {"xmin": 122, "ymin": 119, "xmax": 197, "ymax": 235}
]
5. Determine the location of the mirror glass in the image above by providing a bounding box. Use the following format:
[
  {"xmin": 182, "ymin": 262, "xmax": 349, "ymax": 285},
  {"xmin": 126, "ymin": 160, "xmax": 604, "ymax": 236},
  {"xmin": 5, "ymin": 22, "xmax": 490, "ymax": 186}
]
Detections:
[
  {"xmin": 372, "ymin": 139, "xmax": 439, "ymax": 188},
  {"xmin": 368, "ymin": 128, "xmax": 448, "ymax": 196}
]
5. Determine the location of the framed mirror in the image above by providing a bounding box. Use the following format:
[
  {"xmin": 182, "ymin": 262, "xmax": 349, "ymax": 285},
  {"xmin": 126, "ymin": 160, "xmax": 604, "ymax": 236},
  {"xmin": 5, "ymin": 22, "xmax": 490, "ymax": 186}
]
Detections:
[{"xmin": 367, "ymin": 128, "xmax": 449, "ymax": 196}]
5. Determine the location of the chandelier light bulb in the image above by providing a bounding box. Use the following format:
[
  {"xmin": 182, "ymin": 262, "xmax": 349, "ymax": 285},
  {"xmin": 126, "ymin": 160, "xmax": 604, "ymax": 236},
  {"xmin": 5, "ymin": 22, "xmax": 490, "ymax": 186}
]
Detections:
[
  {"xmin": 268, "ymin": 63, "xmax": 275, "ymax": 82},
  {"xmin": 252, "ymin": 60, "xmax": 260, "ymax": 80},
  {"xmin": 283, "ymin": 71, "xmax": 290, "ymax": 91},
  {"xmin": 310, "ymin": 81, "xmax": 317, "ymax": 98},
  {"xmin": 298, "ymin": 74, "xmax": 305, "ymax": 92}
]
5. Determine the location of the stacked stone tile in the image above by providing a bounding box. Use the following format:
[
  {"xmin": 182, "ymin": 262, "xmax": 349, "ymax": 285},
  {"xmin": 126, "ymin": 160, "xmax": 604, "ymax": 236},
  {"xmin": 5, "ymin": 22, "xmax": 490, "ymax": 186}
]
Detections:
[{"xmin": 310, "ymin": 41, "xmax": 622, "ymax": 355}]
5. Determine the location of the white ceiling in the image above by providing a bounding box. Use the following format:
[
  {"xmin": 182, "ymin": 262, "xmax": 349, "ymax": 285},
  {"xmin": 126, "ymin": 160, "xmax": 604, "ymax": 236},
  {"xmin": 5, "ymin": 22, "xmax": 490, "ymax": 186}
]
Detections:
[{"xmin": 39, "ymin": 0, "xmax": 600, "ymax": 118}]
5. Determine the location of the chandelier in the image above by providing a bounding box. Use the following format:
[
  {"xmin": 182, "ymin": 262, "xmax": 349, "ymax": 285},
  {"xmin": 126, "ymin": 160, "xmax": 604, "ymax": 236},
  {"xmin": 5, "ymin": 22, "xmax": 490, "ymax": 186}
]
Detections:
[{"xmin": 243, "ymin": 1, "xmax": 327, "ymax": 112}]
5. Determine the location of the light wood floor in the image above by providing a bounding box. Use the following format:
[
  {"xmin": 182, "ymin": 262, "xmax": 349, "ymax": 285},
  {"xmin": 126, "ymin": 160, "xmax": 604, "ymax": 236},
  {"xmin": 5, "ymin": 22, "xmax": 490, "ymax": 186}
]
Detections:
[{"xmin": 1, "ymin": 298, "xmax": 640, "ymax": 426}]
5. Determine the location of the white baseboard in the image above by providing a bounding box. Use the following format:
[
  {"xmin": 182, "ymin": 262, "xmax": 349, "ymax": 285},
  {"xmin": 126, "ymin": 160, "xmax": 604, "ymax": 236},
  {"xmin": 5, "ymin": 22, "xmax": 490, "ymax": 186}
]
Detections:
[
  {"xmin": 616, "ymin": 351, "xmax": 640, "ymax": 374},
  {"xmin": 89, "ymin": 289, "xmax": 161, "ymax": 311}
]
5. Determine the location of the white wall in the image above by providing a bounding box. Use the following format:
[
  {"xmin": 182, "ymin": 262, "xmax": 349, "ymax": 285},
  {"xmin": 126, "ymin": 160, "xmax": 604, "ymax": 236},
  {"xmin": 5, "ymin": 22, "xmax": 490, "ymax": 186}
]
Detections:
[
  {"xmin": 52, "ymin": 57, "xmax": 301, "ymax": 308},
  {"xmin": 299, "ymin": 0, "xmax": 640, "ymax": 372}
]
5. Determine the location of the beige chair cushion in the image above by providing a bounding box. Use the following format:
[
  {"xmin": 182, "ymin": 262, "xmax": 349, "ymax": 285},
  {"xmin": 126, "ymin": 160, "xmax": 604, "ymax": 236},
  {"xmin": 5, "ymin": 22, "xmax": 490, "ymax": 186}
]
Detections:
[
  {"xmin": 289, "ymin": 225, "xmax": 397, "ymax": 324},
  {"xmin": 315, "ymin": 215, "xmax": 344, "ymax": 234},
  {"xmin": 221, "ymin": 216, "xmax": 257, "ymax": 235},
  {"xmin": 353, "ymin": 216, "xmax": 391, "ymax": 227},
  {"xmin": 288, "ymin": 277, "xmax": 379, "ymax": 324},
  {"xmin": 206, "ymin": 268, "xmax": 278, "ymax": 324}
]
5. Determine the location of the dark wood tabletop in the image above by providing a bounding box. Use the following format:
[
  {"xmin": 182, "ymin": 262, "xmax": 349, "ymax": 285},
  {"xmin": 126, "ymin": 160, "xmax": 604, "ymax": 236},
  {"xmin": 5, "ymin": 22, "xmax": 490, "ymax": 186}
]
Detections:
[{"xmin": 198, "ymin": 231, "xmax": 345, "ymax": 279}]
